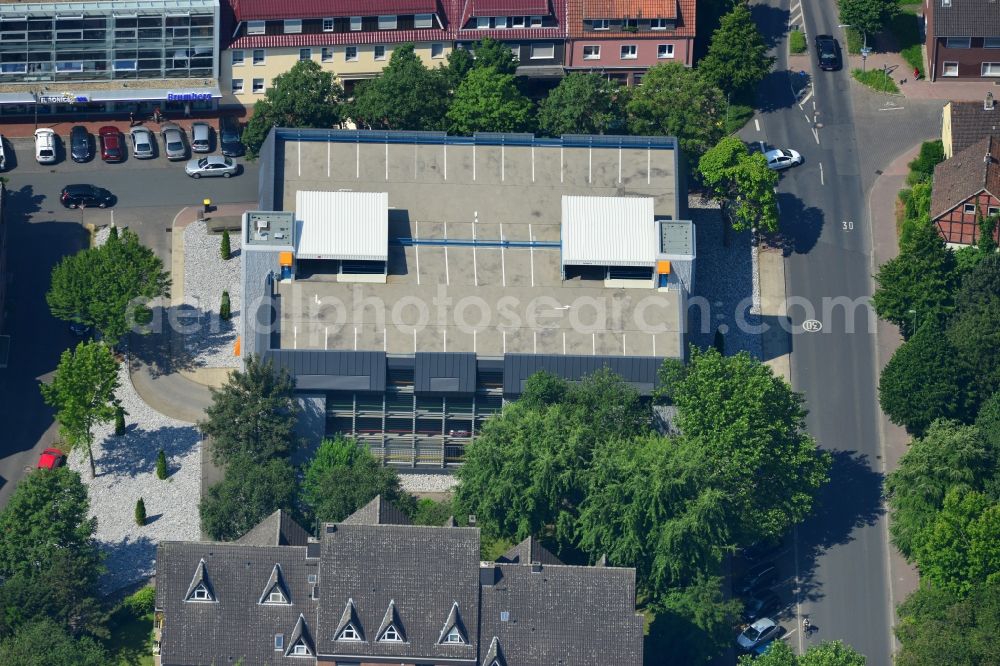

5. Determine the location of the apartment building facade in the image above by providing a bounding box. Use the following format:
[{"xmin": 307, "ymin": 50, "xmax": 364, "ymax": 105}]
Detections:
[
  {"xmin": 925, "ymin": 0, "xmax": 1000, "ymax": 81},
  {"xmin": 451, "ymin": 0, "xmax": 567, "ymax": 77}
]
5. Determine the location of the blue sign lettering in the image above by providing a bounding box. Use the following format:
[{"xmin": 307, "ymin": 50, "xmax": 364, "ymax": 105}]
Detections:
[{"xmin": 166, "ymin": 92, "xmax": 213, "ymax": 101}]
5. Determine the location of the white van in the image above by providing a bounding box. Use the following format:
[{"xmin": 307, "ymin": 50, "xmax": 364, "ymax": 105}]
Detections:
[{"xmin": 34, "ymin": 128, "xmax": 56, "ymax": 164}]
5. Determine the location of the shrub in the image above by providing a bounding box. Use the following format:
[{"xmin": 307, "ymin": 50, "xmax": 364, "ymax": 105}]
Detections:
[
  {"xmin": 114, "ymin": 405, "xmax": 125, "ymax": 437},
  {"xmin": 220, "ymin": 229, "xmax": 231, "ymax": 260},
  {"xmin": 789, "ymin": 29, "xmax": 807, "ymax": 54},
  {"xmin": 852, "ymin": 69, "xmax": 900, "ymax": 93},
  {"xmin": 123, "ymin": 586, "xmax": 156, "ymax": 616},
  {"xmin": 156, "ymin": 449, "xmax": 168, "ymax": 480},
  {"xmin": 220, "ymin": 291, "xmax": 231, "ymax": 321},
  {"xmin": 907, "ymin": 140, "xmax": 944, "ymax": 185},
  {"xmin": 845, "ymin": 28, "xmax": 863, "ymax": 54},
  {"xmin": 135, "ymin": 497, "xmax": 146, "ymax": 526}
]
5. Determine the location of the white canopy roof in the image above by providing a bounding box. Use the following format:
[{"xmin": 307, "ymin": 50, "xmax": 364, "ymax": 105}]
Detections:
[
  {"xmin": 295, "ymin": 190, "xmax": 388, "ymax": 262},
  {"xmin": 560, "ymin": 196, "xmax": 656, "ymax": 267}
]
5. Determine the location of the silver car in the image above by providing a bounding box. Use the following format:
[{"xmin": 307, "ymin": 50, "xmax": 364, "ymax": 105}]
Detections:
[
  {"xmin": 160, "ymin": 122, "xmax": 186, "ymax": 161},
  {"xmin": 185, "ymin": 155, "xmax": 237, "ymax": 178},
  {"xmin": 129, "ymin": 127, "xmax": 155, "ymax": 159},
  {"xmin": 191, "ymin": 122, "xmax": 211, "ymax": 153}
]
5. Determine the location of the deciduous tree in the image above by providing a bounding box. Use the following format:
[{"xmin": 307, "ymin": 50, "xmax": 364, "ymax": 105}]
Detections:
[
  {"xmin": 895, "ymin": 581, "xmax": 1000, "ymax": 666},
  {"xmin": 537, "ymin": 73, "xmax": 626, "ymax": 136},
  {"xmin": 199, "ymin": 456, "xmax": 298, "ymax": 541},
  {"xmin": 698, "ymin": 3, "xmax": 774, "ymax": 96},
  {"xmin": 699, "ymin": 136, "xmax": 780, "ymax": 233},
  {"xmin": 838, "ymin": 0, "xmax": 899, "ymax": 47},
  {"xmin": 469, "ymin": 37, "xmax": 519, "ymax": 75},
  {"xmin": 446, "ymin": 66, "xmax": 534, "ymax": 134},
  {"xmin": 0, "ymin": 619, "xmax": 107, "ymax": 666},
  {"xmin": 349, "ymin": 43, "xmax": 449, "ymax": 130},
  {"xmin": 39, "ymin": 341, "xmax": 120, "ymax": 477},
  {"xmin": 742, "ymin": 639, "xmax": 867, "ymax": 665},
  {"xmin": 241, "ymin": 59, "xmax": 343, "ymax": 157},
  {"xmin": 947, "ymin": 253, "xmax": 1000, "ymax": 397}
]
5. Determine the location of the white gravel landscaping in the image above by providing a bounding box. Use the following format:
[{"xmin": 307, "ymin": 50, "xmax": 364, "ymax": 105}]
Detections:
[
  {"xmin": 399, "ymin": 473, "xmax": 460, "ymax": 493},
  {"xmin": 181, "ymin": 220, "xmax": 242, "ymax": 368},
  {"xmin": 68, "ymin": 362, "xmax": 202, "ymax": 593}
]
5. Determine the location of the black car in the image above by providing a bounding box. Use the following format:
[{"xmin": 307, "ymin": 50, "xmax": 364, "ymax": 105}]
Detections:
[
  {"xmin": 69, "ymin": 126, "xmax": 92, "ymax": 162},
  {"xmin": 220, "ymin": 117, "xmax": 244, "ymax": 157},
  {"xmin": 737, "ymin": 562, "xmax": 779, "ymax": 596},
  {"xmin": 815, "ymin": 34, "xmax": 842, "ymax": 71},
  {"xmin": 60, "ymin": 184, "xmax": 114, "ymax": 209},
  {"xmin": 742, "ymin": 591, "xmax": 783, "ymax": 624}
]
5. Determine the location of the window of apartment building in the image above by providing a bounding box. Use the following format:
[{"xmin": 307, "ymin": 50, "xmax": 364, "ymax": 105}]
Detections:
[
  {"xmin": 299, "ymin": 48, "xmax": 311, "ymax": 60},
  {"xmin": 530, "ymin": 15, "xmax": 543, "ymax": 27},
  {"xmin": 274, "ymin": 634, "xmax": 284, "ymax": 650},
  {"xmin": 431, "ymin": 42, "xmax": 444, "ymax": 58},
  {"xmin": 623, "ymin": 18, "xmax": 638, "ymax": 29},
  {"xmin": 505, "ymin": 43, "xmax": 520, "ymax": 59},
  {"xmin": 322, "ymin": 17, "xmax": 334, "ymax": 31},
  {"xmin": 231, "ymin": 78, "xmax": 244, "ymax": 93},
  {"xmin": 986, "ymin": 38, "xmax": 1000, "ymax": 48},
  {"xmin": 374, "ymin": 45, "xmax": 386, "ymax": 60},
  {"xmin": 965, "ymin": 203, "xmax": 978, "ymax": 214},
  {"xmin": 247, "ymin": 20, "xmax": 265, "ymax": 35},
  {"xmin": 253, "ymin": 49, "xmax": 265, "ymax": 65},
  {"xmin": 113, "ymin": 59, "xmax": 138, "ymax": 70},
  {"xmin": 593, "ymin": 19, "xmax": 609, "ymax": 30},
  {"xmin": 499, "ymin": 16, "xmax": 513, "ymax": 29},
  {"xmin": 231, "ymin": 50, "xmax": 244, "ymax": 66},
  {"xmin": 252, "ymin": 77, "xmax": 265, "ymax": 93},
  {"xmin": 658, "ymin": 43, "xmax": 674, "ymax": 58},
  {"xmin": 322, "ymin": 47, "xmax": 333, "ymax": 62},
  {"xmin": 983, "ymin": 62, "xmax": 1000, "ymax": 76},
  {"xmin": 621, "ymin": 44, "xmax": 638, "ymax": 59},
  {"xmin": 512, "ymin": 16, "xmax": 525, "ymax": 27},
  {"xmin": 284, "ymin": 19, "xmax": 302, "ymax": 33},
  {"xmin": 583, "ymin": 45, "xmax": 601, "ymax": 59},
  {"xmin": 350, "ymin": 16, "xmax": 362, "ymax": 31},
  {"xmin": 292, "ymin": 643, "xmax": 310, "ymax": 655},
  {"xmin": 476, "ymin": 17, "xmax": 490, "ymax": 29},
  {"xmin": 530, "ymin": 42, "xmax": 554, "ymax": 59},
  {"xmin": 346, "ymin": 46, "xmax": 358, "ymax": 61},
  {"xmin": 415, "ymin": 13, "xmax": 434, "ymax": 28},
  {"xmin": 946, "ymin": 37, "xmax": 971, "ymax": 48},
  {"xmin": 378, "ymin": 15, "xmax": 397, "ymax": 30},
  {"xmin": 942, "ymin": 61, "xmax": 959, "ymax": 76},
  {"xmin": 651, "ymin": 18, "xmax": 669, "ymax": 29}
]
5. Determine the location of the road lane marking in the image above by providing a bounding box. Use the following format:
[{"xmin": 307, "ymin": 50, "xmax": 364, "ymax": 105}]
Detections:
[
  {"xmin": 754, "ymin": 118, "xmax": 761, "ymax": 131},
  {"xmin": 798, "ymin": 88, "xmax": 814, "ymax": 109},
  {"xmin": 812, "ymin": 127, "xmax": 820, "ymax": 144},
  {"xmin": 819, "ymin": 162, "xmax": 824, "ymax": 185},
  {"xmin": 878, "ymin": 107, "xmax": 906, "ymax": 111},
  {"xmin": 415, "ymin": 219, "xmax": 421, "ymax": 286}
]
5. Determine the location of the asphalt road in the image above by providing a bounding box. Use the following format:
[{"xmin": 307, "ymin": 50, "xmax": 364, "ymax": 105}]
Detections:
[
  {"xmin": 0, "ymin": 142, "xmax": 257, "ymax": 508},
  {"xmin": 748, "ymin": 2, "xmax": 894, "ymax": 663}
]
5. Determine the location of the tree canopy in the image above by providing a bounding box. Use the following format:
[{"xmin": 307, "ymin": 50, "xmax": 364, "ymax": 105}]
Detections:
[
  {"xmin": 947, "ymin": 253, "xmax": 1000, "ymax": 398},
  {"xmin": 0, "ymin": 619, "xmax": 108, "ymax": 666},
  {"xmin": 698, "ymin": 2, "xmax": 774, "ymax": 96},
  {"xmin": 241, "ymin": 59, "xmax": 343, "ymax": 157},
  {"xmin": 199, "ymin": 455, "xmax": 298, "ymax": 541},
  {"xmin": 39, "ymin": 341, "xmax": 119, "ymax": 478},
  {"xmin": 199, "ymin": 355, "xmax": 299, "ymax": 465},
  {"xmin": 537, "ymin": 73, "xmax": 626, "ymax": 136},
  {"xmin": 895, "ymin": 581, "xmax": 1000, "ymax": 666},
  {"xmin": 349, "ymin": 43, "xmax": 449, "ymax": 130},
  {"xmin": 699, "ymin": 136, "xmax": 780, "ymax": 233},
  {"xmin": 469, "ymin": 37, "xmax": 519, "ymax": 75},
  {"xmin": 446, "ymin": 66, "xmax": 534, "ymax": 134},
  {"xmin": 742, "ymin": 639, "xmax": 867, "ymax": 665},
  {"xmin": 838, "ymin": 0, "xmax": 900, "ymax": 44},
  {"xmin": 46, "ymin": 229, "xmax": 170, "ymax": 346},
  {"xmin": 300, "ymin": 436, "xmax": 414, "ymax": 531}
]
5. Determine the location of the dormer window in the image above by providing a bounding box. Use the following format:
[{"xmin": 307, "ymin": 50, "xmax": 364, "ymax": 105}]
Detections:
[
  {"xmin": 651, "ymin": 18, "xmax": 668, "ymax": 30},
  {"xmin": 593, "ymin": 19, "xmax": 609, "ymax": 30},
  {"xmin": 350, "ymin": 16, "xmax": 362, "ymax": 31},
  {"xmin": 190, "ymin": 584, "xmax": 212, "ymax": 601},
  {"xmin": 623, "ymin": 18, "xmax": 638, "ymax": 29},
  {"xmin": 247, "ymin": 20, "xmax": 264, "ymax": 35},
  {"xmin": 380, "ymin": 625, "xmax": 402, "ymax": 642},
  {"xmin": 512, "ymin": 16, "xmax": 525, "ymax": 27},
  {"xmin": 378, "ymin": 15, "xmax": 397, "ymax": 30},
  {"xmin": 529, "ymin": 15, "xmax": 542, "ymax": 27},
  {"xmin": 338, "ymin": 624, "xmax": 361, "ymax": 641},
  {"xmin": 415, "ymin": 13, "xmax": 434, "ymax": 28},
  {"xmin": 942, "ymin": 0, "xmax": 951, "ymax": 6},
  {"xmin": 267, "ymin": 589, "xmax": 287, "ymax": 604},
  {"xmin": 445, "ymin": 626, "xmax": 465, "ymax": 644},
  {"xmin": 291, "ymin": 641, "xmax": 311, "ymax": 656},
  {"xmin": 284, "ymin": 19, "xmax": 301, "ymax": 34},
  {"xmin": 477, "ymin": 16, "xmax": 490, "ymax": 29}
]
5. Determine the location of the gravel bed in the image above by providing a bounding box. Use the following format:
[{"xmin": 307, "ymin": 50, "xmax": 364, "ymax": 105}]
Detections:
[
  {"xmin": 181, "ymin": 221, "xmax": 242, "ymax": 368},
  {"xmin": 68, "ymin": 362, "xmax": 202, "ymax": 593},
  {"xmin": 399, "ymin": 473, "xmax": 460, "ymax": 493},
  {"xmin": 688, "ymin": 194, "xmax": 763, "ymax": 359}
]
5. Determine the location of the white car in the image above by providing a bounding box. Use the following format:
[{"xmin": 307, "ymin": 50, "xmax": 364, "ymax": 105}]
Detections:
[
  {"xmin": 0, "ymin": 133, "xmax": 6, "ymax": 171},
  {"xmin": 764, "ymin": 148, "xmax": 802, "ymax": 171},
  {"xmin": 185, "ymin": 155, "xmax": 238, "ymax": 178},
  {"xmin": 736, "ymin": 617, "xmax": 780, "ymax": 651},
  {"xmin": 34, "ymin": 128, "xmax": 57, "ymax": 164}
]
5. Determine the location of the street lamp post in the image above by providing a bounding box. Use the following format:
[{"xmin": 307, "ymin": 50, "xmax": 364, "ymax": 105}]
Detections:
[{"xmin": 33, "ymin": 90, "xmax": 38, "ymax": 129}]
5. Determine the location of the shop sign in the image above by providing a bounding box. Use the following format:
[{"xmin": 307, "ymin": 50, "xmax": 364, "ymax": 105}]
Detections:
[
  {"xmin": 38, "ymin": 92, "xmax": 87, "ymax": 103},
  {"xmin": 167, "ymin": 92, "xmax": 213, "ymax": 101}
]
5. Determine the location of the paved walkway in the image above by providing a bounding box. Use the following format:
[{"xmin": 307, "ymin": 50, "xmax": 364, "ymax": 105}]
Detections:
[
  {"xmin": 845, "ymin": 41, "xmax": 997, "ymax": 101},
  {"xmin": 0, "ymin": 113, "xmax": 238, "ymax": 139}
]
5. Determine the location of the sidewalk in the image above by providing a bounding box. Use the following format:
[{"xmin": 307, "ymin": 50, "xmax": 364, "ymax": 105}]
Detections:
[
  {"xmin": 759, "ymin": 249, "xmax": 791, "ymax": 383},
  {"xmin": 0, "ymin": 112, "xmax": 240, "ymax": 139},
  {"xmin": 845, "ymin": 44, "xmax": 996, "ymax": 101}
]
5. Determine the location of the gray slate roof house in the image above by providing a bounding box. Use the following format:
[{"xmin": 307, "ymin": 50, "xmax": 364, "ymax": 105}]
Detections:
[{"xmin": 155, "ymin": 497, "xmax": 644, "ymax": 666}]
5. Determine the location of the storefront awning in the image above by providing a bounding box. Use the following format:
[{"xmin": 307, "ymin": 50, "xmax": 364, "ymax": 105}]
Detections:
[
  {"xmin": 86, "ymin": 86, "xmax": 221, "ymax": 102},
  {"xmin": 0, "ymin": 92, "xmax": 37, "ymax": 104}
]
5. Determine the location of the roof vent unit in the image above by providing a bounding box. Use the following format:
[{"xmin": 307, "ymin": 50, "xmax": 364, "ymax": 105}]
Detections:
[
  {"xmin": 530, "ymin": 561, "xmax": 542, "ymax": 573},
  {"xmin": 500, "ymin": 611, "xmax": 510, "ymax": 622},
  {"xmin": 256, "ymin": 219, "xmax": 269, "ymax": 230},
  {"xmin": 325, "ymin": 525, "xmax": 337, "ymax": 534},
  {"xmin": 987, "ymin": 92, "xmax": 996, "ymax": 111},
  {"xmin": 468, "ymin": 514, "xmax": 477, "ymax": 525},
  {"xmin": 480, "ymin": 565, "xmax": 498, "ymax": 587}
]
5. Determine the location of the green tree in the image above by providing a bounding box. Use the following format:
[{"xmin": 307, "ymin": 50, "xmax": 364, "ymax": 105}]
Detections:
[
  {"xmin": 885, "ymin": 420, "xmax": 997, "ymax": 560},
  {"xmin": 838, "ymin": 0, "xmax": 900, "ymax": 48},
  {"xmin": 698, "ymin": 3, "xmax": 774, "ymax": 96},
  {"xmin": 743, "ymin": 640, "xmax": 867, "ymax": 665},
  {"xmin": 411, "ymin": 497, "xmax": 456, "ymax": 526},
  {"xmin": 652, "ymin": 357, "xmax": 688, "ymax": 405},
  {"xmin": 134, "ymin": 497, "xmax": 146, "ymax": 526},
  {"xmin": 220, "ymin": 290, "xmax": 231, "ymax": 321},
  {"xmin": 39, "ymin": 341, "xmax": 120, "ymax": 477},
  {"xmin": 978, "ymin": 212, "xmax": 999, "ymax": 255},
  {"xmin": 446, "ymin": 66, "xmax": 534, "ymax": 134},
  {"xmin": 241, "ymin": 59, "xmax": 343, "ymax": 157},
  {"xmin": 872, "ymin": 216, "xmax": 956, "ymax": 338},
  {"xmin": 906, "ymin": 140, "xmax": 944, "ymax": 185},
  {"xmin": 349, "ymin": 43, "xmax": 449, "ymax": 130},
  {"xmin": 443, "ymin": 46, "xmax": 474, "ymax": 88},
  {"xmin": 652, "ymin": 575, "xmax": 743, "ymax": 664},
  {"xmin": 895, "ymin": 581, "xmax": 1000, "ymax": 666},
  {"xmin": 0, "ymin": 620, "xmax": 107, "ymax": 666},
  {"xmin": 199, "ymin": 355, "xmax": 299, "ymax": 465},
  {"xmin": 878, "ymin": 323, "xmax": 975, "ymax": 436},
  {"xmin": 199, "ymin": 456, "xmax": 298, "ymax": 541},
  {"xmin": 47, "ymin": 229, "xmax": 170, "ymax": 346},
  {"xmin": 672, "ymin": 348, "xmax": 830, "ymax": 544},
  {"xmin": 470, "ymin": 37, "xmax": 519, "ymax": 74},
  {"xmin": 977, "ymin": 392, "xmax": 1000, "ymax": 448},
  {"xmin": 627, "ymin": 63, "xmax": 725, "ymax": 161},
  {"xmin": 156, "ymin": 449, "xmax": 168, "ymax": 480},
  {"xmin": 220, "ymin": 229, "xmax": 231, "ymax": 260},
  {"xmin": 300, "ymin": 437, "xmax": 413, "ymax": 531},
  {"xmin": 947, "ymin": 253, "xmax": 1000, "ymax": 397},
  {"xmin": 113, "ymin": 404, "xmax": 125, "ymax": 436},
  {"xmin": 699, "ymin": 136, "xmax": 780, "ymax": 233},
  {"xmin": 537, "ymin": 73, "xmax": 625, "ymax": 136}
]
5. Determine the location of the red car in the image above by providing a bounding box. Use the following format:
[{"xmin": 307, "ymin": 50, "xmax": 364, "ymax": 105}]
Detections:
[
  {"xmin": 37, "ymin": 447, "xmax": 66, "ymax": 470},
  {"xmin": 98, "ymin": 126, "xmax": 124, "ymax": 162}
]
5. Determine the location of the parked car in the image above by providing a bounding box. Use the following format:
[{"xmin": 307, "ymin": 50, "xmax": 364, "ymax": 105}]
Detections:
[
  {"xmin": 34, "ymin": 128, "xmax": 57, "ymax": 164},
  {"xmin": 191, "ymin": 121, "xmax": 211, "ymax": 153},
  {"xmin": 737, "ymin": 562, "xmax": 779, "ymax": 596},
  {"xmin": 98, "ymin": 126, "xmax": 124, "ymax": 162},
  {"xmin": 185, "ymin": 155, "xmax": 237, "ymax": 178},
  {"xmin": 37, "ymin": 447, "xmax": 66, "ymax": 470},
  {"xmin": 764, "ymin": 148, "xmax": 803, "ymax": 171},
  {"xmin": 70, "ymin": 125, "xmax": 92, "ymax": 162},
  {"xmin": 736, "ymin": 617, "xmax": 780, "ymax": 652},
  {"xmin": 815, "ymin": 34, "xmax": 842, "ymax": 71},
  {"xmin": 742, "ymin": 591, "xmax": 783, "ymax": 624},
  {"xmin": 130, "ymin": 126, "xmax": 155, "ymax": 159},
  {"xmin": 161, "ymin": 122, "xmax": 187, "ymax": 160},
  {"xmin": 60, "ymin": 184, "xmax": 115, "ymax": 209},
  {"xmin": 741, "ymin": 535, "xmax": 788, "ymax": 563},
  {"xmin": 219, "ymin": 117, "xmax": 244, "ymax": 157},
  {"xmin": 0, "ymin": 133, "xmax": 6, "ymax": 171}
]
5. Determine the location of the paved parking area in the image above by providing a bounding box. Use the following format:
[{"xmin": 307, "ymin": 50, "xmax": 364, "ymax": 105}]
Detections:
[{"xmin": 276, "ymin": 138, "xmax": 684, "ymax": 358}]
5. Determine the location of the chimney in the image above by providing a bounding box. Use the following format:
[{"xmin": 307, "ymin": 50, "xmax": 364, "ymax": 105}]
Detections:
[
  {"xmin": 530, "ymin": 561, "xmax": 542, "ymax": 573},
  {"xmin": 987, "ymin": 91, "xmax": 996, "ymax": 111}
]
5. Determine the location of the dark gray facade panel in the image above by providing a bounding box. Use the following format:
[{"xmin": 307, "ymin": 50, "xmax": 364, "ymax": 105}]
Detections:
[
  {"xmin": 503, "ymin": 354, "xmax": 662, "ymax": 396},
  {"xmin": 268, "ymin": 350, "xmax": 386, "ymax": 392},
  {"xmin": 258, "ymin": 128, "xmax": 278, "ymax": 211},
  {"xmin": 414, "ymin": 352, "xmax": 477, "ymax": 394},
  {"xmin": 298, "ymin": 375, "xmax": 371, "ymax": 391}
]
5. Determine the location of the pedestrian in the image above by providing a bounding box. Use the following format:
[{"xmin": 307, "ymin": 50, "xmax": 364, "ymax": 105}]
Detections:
[
  {"xmin": 128, "ymin": 111, "xmax": 134, "ymax": 127},
  {"xmin": 913, "ymin": 67, "xmax": 920, "ymax": 80},
  {"xmin": 802, "ymin": 617, "xmax": 811, "ymax": 633},
  {"xmin": 153, "ymin": 106, "xmax": 161, "ymax": 124}
]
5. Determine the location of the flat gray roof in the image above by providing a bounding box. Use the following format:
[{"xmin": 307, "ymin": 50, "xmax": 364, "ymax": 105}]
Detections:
[{"xmin": 660, "ymin": 220, "xmax": 694, "ymax": 257}]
